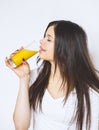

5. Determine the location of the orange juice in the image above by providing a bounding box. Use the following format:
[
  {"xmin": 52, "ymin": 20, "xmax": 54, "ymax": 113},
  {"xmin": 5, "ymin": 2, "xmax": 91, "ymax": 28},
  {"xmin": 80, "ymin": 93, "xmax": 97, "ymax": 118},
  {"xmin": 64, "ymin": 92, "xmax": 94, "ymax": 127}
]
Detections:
[{"xmin": 9, "ymin": 49, "xmax": 38, "ymax": 67}]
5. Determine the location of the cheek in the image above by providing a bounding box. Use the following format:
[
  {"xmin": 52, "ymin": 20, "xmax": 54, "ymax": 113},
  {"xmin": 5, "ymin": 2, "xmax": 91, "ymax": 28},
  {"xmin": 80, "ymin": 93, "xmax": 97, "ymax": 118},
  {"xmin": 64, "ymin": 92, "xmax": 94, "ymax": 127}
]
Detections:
[
  {"xmin": 48, "ymin": 45, "xmax": 54, "ymax": 54},
  {"xmin": 48, "ymin": 44, "xmax": 54, "ymax": 52},
  {"xmin": 49, "ymin": 48, "xmax": 54, "ymax": 60}
]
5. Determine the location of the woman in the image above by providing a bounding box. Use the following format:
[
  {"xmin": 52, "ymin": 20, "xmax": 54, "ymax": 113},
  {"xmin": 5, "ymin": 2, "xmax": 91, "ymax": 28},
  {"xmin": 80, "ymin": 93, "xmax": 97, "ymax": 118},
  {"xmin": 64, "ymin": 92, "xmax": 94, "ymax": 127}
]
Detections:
[{"xmin": 5, "ymin": 20, "xmax": 99, "ymax": 130}]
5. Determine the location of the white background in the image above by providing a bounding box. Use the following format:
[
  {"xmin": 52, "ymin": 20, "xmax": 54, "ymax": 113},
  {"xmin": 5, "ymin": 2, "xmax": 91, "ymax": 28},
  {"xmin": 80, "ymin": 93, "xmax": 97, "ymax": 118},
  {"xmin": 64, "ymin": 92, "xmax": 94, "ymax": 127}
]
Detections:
[{"xmin": 0, "ymin": 0, "xmax": 99, "ymax": 129}]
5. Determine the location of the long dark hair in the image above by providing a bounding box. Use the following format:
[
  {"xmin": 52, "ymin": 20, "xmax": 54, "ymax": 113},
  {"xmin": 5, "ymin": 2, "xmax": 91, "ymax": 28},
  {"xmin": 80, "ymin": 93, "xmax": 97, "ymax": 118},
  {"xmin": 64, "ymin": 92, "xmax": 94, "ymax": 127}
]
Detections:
[{"xmin": 29, "ymin": 20, "xmax": 99, "ymax": 130}]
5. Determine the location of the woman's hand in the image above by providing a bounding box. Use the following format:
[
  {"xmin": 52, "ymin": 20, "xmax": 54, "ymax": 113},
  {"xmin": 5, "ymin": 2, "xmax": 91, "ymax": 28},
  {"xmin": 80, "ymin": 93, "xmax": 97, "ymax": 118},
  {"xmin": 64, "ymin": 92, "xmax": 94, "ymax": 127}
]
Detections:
[
  {"xmin": 5, "ymin": 48, "xmax": 30, "ymax": 80},
  {"xmin": 5, "ymin": 57, "xmax": 30, "ymax": 77}
]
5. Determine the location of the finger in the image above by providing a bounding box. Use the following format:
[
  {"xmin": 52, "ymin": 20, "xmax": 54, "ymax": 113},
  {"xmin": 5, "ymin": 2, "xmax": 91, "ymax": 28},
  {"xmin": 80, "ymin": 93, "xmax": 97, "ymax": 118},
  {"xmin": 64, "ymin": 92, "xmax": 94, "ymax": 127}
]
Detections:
[
  {"xmin": 22, "ymin": 58, "xmax": 27, "ymax": 64},
  {"xmin": 10, "ymin": 47, "xmax": 24, "ymax": 57},
  {"xmin": 5, "ymin": 57, "xmax": 13, "ymax": 69},
  {"xmin": 22, "ymin": 58, "xmax": 29, "ymax": 66},
  {"xmin": 10, "ymin": 50, "xmax": 19, "ymax": 57}
]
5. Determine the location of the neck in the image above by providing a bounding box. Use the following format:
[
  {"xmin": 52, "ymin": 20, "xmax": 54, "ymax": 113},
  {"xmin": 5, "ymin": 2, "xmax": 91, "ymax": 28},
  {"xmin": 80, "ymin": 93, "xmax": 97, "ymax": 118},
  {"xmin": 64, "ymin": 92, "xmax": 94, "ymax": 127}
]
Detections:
[
  {"xmin": 50, "ymin": 63, "xmax": 61, "ymax": 78},
  {"xmin": 47, "ymin": 63, "xmax": 67, "ymax": 98}
]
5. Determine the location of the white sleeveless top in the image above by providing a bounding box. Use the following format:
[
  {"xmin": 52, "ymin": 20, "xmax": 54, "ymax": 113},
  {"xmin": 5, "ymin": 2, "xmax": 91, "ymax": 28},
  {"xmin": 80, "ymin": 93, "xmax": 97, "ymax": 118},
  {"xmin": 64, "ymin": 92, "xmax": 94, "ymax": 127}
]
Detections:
[{"xmin": 29, "ymin": 69, "xmax": 99, "ymax": 130}]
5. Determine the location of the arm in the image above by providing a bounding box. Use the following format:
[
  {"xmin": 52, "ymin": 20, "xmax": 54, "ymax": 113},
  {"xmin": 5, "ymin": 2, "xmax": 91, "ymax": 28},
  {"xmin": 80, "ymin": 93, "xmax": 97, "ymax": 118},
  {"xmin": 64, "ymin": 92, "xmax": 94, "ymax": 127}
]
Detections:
[
  {"xmin": 5, "ymin": 57, "xmax": 31, "ymax": 130},
  {"xmin": 13, "ymin": 77, "xmax": 31, "ymax": 130}
]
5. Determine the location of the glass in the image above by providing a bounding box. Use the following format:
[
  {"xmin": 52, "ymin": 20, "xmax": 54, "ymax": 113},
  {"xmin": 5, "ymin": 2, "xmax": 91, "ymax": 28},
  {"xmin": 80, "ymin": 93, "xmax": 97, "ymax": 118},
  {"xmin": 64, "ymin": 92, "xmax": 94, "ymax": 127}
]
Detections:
[{"xmin": 8, "ymin": 40, "xmax": 39, "ymax": 68}]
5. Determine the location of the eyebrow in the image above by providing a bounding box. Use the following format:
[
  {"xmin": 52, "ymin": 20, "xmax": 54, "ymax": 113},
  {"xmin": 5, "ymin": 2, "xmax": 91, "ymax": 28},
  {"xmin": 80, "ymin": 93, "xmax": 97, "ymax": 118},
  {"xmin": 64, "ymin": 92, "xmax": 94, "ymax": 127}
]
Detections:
[{"xmin": 47, "ymin": 34, "xmax": 54, "ymax": 39}]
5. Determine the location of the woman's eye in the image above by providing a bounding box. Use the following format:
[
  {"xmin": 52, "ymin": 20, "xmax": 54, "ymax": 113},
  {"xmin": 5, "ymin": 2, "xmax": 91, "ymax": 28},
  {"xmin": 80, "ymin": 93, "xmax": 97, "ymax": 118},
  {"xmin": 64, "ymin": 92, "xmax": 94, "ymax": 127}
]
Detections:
[{"xmin": 47, "ymin": 39, "xmax": 51, "ymax": 42}]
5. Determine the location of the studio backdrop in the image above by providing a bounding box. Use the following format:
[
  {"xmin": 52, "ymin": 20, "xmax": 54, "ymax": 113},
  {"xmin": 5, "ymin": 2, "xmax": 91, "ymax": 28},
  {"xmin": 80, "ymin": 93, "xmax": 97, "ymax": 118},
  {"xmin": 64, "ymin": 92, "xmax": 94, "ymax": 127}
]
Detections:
[{"xmin": 0, "ymin": 0, "xmax": 99, "ymax": 129}]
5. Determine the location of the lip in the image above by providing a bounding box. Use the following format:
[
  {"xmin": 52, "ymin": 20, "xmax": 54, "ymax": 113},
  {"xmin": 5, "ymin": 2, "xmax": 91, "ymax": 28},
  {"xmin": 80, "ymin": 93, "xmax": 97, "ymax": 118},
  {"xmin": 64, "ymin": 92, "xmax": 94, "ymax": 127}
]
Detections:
[{"xmin": 39, "ymin": 46, "xmax": 46, "ymax": 53}]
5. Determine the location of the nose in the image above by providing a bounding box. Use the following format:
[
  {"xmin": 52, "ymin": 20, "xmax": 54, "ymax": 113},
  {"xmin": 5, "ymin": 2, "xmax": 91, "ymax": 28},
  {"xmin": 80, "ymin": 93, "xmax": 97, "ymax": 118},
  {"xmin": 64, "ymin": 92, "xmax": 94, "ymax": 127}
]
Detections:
[
  {"xmin": 40, "ymin": 38, "xmax": 45, "ymax": 45},
  {"xmin": 40, "ymin": 39, "xmax": 43, "ymax": 44}
]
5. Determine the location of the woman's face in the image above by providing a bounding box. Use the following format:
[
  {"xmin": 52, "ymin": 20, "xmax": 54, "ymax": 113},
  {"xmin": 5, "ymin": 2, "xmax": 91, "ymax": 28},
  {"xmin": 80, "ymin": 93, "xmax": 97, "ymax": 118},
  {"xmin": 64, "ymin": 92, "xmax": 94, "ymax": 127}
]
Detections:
[{"xmin": 39, "ymin": 25, "xmax": 55, "ymax": 62}]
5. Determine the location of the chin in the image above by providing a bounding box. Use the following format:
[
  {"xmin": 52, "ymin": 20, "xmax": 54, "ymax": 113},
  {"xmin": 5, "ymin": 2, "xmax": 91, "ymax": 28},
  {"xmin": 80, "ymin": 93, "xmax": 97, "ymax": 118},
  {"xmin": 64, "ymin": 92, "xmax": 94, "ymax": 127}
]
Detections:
[{"xmin": 39, "ymin": 55, "xmax": 45, "ymax": 60}]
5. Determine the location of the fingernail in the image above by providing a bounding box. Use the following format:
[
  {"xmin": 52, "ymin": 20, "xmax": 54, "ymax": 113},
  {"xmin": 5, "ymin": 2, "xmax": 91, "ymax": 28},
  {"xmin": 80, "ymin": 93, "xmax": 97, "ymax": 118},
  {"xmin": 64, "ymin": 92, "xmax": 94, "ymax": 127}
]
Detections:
[{"xmin": 22, "ymin": 58, "xmax": 25, "ymax": 61}]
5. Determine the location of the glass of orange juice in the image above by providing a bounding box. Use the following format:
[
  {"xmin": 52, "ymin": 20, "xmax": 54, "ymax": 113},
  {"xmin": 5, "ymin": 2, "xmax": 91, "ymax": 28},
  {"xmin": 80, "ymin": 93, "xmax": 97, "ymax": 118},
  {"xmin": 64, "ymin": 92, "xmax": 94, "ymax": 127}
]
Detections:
[{"xmin": 9, "ymin": 40, "xmax": 39, "ymax": 68}]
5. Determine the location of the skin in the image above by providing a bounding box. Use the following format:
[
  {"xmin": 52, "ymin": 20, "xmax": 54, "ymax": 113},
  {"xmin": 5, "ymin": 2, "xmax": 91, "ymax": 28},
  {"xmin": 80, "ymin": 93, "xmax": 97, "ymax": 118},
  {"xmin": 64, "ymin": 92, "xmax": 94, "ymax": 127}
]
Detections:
[
  {"xmin": 39, "ymin": 26, "xmax": 55, "ymax": 61},
  {"xmin": 39, "ymin": 26, "xmax": 67, "ymax": 98},
  {"xmin": 5, "ymin": 25, "xmax": 67, "ymax": 130}
]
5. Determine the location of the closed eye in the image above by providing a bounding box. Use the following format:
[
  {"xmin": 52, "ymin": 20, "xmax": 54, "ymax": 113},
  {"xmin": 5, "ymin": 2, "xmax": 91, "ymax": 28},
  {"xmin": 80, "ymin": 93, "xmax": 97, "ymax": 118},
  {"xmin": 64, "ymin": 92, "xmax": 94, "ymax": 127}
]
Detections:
[{"xmin": 47, "ymin": 39, "xmax": 52, "ymax": 42}]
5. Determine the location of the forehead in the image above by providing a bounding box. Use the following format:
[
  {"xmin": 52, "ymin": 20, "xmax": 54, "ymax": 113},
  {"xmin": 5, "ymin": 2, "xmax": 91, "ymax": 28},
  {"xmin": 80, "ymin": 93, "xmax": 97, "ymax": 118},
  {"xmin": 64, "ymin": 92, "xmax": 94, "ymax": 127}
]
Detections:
[{"xmin": 46, "ymin": 26, "xmax": 55, "ymax": 37}]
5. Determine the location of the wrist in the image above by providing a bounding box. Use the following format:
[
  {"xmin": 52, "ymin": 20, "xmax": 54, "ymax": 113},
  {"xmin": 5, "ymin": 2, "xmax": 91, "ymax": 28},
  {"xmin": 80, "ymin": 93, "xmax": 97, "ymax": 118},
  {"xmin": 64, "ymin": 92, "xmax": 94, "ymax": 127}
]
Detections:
[{"xmin": 19, "ymin": 75, "xmax": 30, "ymax": 85}]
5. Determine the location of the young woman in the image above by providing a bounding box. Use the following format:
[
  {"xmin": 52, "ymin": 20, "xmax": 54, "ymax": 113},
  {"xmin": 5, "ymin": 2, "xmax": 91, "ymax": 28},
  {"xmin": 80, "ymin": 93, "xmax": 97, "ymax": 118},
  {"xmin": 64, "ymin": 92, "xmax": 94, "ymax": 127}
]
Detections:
[{"xmin": 5, "ymin": 20, "xmax": 99, "ymax": 130}]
